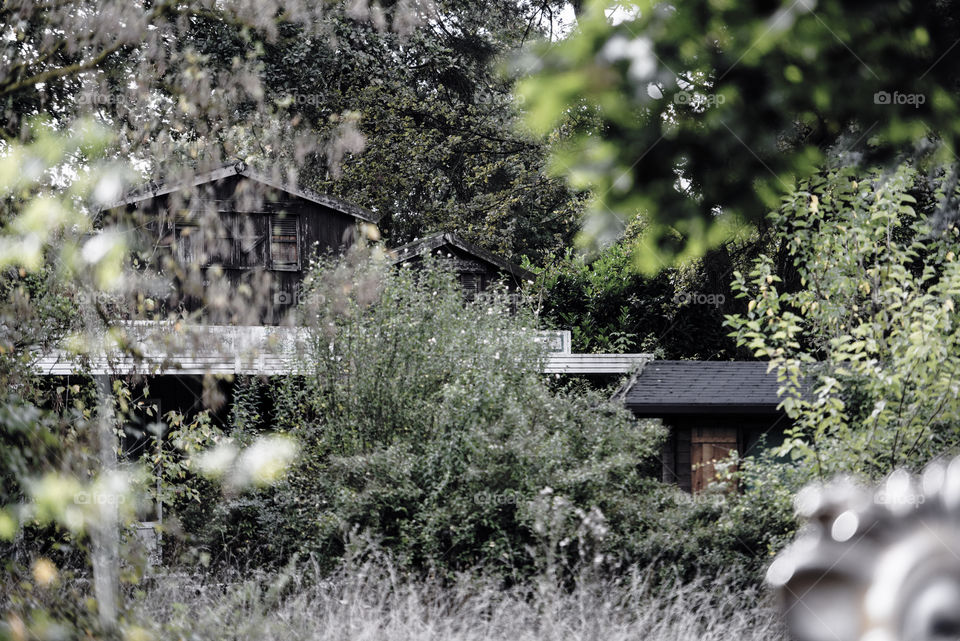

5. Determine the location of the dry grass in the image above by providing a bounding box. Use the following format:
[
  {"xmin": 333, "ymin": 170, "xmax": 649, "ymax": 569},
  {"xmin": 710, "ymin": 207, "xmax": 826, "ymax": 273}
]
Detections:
[{"xmin": 129, "ymin": 559, "xmax": 785, "ymax": 641}]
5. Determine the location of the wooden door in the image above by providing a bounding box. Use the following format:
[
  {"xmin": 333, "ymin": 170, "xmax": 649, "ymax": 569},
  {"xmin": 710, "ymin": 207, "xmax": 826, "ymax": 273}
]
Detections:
[{"xmin": 691, "ymin": 427, "xmax": 739, "ymax": 493}]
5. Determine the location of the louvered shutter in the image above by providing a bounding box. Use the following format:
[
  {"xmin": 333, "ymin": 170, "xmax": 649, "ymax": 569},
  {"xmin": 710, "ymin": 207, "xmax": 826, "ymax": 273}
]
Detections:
[
  {"xmin": 270, "ymin": 215, "xmax": 300, "ymax": 271},
  {"xmin": 461, "ymin": 273, "xmax": 481, "ymax": 300}
]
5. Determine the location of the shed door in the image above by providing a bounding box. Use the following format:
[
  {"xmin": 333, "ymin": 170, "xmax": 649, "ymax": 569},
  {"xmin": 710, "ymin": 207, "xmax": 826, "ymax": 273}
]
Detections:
[{"xmin": 690, "ymin": 427, "xmax": 738, "ymax": 493}]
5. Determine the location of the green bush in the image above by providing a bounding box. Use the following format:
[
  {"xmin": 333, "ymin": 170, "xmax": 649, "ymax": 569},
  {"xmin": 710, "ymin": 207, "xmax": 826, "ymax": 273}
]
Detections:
[
  {"xmin": 182, "ymin": 250, "xmax": 800, "ymax": 586},
  {"xmin": 728, "ymin": 161, "xmax": 960, "ymax": 479},
  {"xmin": 527, "ymin": 221, "xmax": 746, "ymax": 359},
  {"xmin": 189, "ymin": 250, "xmax": 669, "ymax": 577}
]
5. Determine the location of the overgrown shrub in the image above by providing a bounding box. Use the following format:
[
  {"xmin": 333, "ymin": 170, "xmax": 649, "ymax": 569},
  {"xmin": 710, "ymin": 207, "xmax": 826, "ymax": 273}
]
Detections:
[
  {"xmin": 179, "ymin": 249, "xmax": 802, "ymax": 587},
  {"xmin": 189, "ymin": 250, "xmax": 669, "ymax": 577}
]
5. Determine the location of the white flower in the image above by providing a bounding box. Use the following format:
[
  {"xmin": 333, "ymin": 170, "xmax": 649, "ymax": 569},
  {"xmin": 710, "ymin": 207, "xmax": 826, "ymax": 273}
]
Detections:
[{"xmin": 93, "ymin": 174, "xmax": 123, "ymax": 205}]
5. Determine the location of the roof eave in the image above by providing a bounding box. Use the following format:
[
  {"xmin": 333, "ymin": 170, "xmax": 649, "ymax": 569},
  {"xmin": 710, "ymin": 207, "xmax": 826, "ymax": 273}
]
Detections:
[
  {"xmin": 628, "ymin": 403, "xmax": 786, "ymax": 416},
  {"xmin": 389, "ymin": 232, "xmax": 536, "ymax": 284}
]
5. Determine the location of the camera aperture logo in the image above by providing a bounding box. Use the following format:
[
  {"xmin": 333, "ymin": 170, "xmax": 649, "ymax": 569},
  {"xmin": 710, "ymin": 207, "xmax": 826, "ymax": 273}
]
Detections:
[{"xmin": 674, "ymin": 291, "xmax": 725, "ymax": 308}]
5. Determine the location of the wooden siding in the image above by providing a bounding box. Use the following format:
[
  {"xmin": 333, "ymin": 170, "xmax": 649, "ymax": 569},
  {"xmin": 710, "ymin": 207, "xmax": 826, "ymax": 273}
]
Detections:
[
  {"xmin": 690, "ymin": 426, "xmax": 738, "ymax": 493},
  {"xmin": 122, "ymin": 174, "xmax": 360, "ymax": 324}
]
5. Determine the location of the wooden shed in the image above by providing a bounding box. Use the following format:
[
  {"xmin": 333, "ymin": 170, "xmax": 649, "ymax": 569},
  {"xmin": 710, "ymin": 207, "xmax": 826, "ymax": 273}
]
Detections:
[
  {"xmin": 104, "ymin": 161, "xmax": 379, "ymax": 322},
  {"xmin": 389, "ymin": 232, "xmax": 535, "ymax": 300},
  {"xmin": 621, "ymin": 361, "xmax": 791, "ymax": 492}
]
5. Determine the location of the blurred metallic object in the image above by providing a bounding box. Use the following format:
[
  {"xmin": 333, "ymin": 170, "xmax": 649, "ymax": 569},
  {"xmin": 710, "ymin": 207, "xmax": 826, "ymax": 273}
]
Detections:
[{"xmin": 768, "ymin": 458, "xmax": 960, "ymax": 641}]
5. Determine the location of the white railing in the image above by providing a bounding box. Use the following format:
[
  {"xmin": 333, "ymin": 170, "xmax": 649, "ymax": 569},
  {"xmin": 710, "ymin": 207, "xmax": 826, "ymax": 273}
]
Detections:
[{"xmin": 29, "ymin": 323, "xmax": 649, "ymax": 375}]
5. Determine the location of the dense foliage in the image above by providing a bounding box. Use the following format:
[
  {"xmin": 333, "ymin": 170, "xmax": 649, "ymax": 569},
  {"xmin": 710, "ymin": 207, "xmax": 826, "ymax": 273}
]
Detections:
[
  {"xmin": 529, "ymin": 220, "xmax": 750, "ymax": 357},
  {"xmin": 729, "ymin": 159, "xmax": 960, "ymax": 479},
  {"xmin": 179, "ymin": 253, "xmax": 668, "ymax": 577},
  {"xmin": 162, "ymin": 252, "xmax": 799, "ymax": 587},
  {"xmin": 522, "ymin": 0, "xmax": 960, "ymax": 270}
]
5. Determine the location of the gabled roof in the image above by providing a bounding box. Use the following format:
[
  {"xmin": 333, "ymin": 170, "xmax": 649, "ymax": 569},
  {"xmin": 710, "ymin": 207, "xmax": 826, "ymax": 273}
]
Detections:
[
  {"xmin": 389, "ymin": 232, "xmax": 536, "ymax": 284},
  {"xmin": 623, "ymin": 360, "xmax": 793, "ymax": 415},
  {"xmin": 104, "ymin": 161, "xmax": 380, "ymax": 224}
]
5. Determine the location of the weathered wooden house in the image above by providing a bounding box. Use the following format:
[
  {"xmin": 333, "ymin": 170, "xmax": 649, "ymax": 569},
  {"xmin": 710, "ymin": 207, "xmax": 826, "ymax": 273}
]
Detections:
[
  {"xmin": 105, "ymin": 161, "xmax": 381, "ymax": 322},
  {"xmin": 389, "ymin": 232, "xmax": 536, "ymax": 299},
  {"xmin": 106, "ymin": 164, "xmax": 538, "ymax": 319},
  {"xmin": 620, "ymin": 361, "xmax": 791, "ymax": 492}
]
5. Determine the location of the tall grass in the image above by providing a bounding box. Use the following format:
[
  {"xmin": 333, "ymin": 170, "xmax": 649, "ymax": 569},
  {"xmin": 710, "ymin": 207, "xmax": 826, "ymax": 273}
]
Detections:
[{"xmin": 129, "ymin": 557, "xmax": 785, "ymax": 641}]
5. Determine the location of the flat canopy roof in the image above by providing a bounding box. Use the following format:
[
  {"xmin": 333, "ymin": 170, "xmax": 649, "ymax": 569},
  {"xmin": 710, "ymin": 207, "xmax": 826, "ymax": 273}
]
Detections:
[
  {"xmin": 622, "ymin": 360, "xmax": 790, "ymax": 416},
  {"xmin": 29, "ymin": 323, "xmax": 650, "ymax": 376}
]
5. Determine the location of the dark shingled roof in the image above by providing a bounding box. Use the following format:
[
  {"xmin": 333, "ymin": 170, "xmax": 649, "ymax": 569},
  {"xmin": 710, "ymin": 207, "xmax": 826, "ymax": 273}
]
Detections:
[{"xmin": 623, "ymin": 360, "xmax": 788, "ymax": 416}]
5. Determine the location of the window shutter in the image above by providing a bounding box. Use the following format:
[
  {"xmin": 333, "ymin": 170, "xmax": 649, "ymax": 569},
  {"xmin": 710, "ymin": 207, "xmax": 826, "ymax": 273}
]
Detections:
[
  {"xmin": 174, "ymin": 224, "xmax": 200, "ymax": 265},
  {"xmin": 270, "ymin": 214, "xmax": 300, "ymax": 271},
  {"xmin": 461, "ymin": 273, "xmax": 481, "ymax": 300}
]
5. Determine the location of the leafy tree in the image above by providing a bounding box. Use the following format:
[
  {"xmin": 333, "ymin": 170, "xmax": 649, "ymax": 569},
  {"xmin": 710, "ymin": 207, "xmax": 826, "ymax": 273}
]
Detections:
[
  {"xmin": 529, "ymin": 219, "xmax": 751, "ymax": 357},
  {"xmin": 181, "ymin": 1, "xmax": 588, "ymax": 262},
  {"xmin": 521, "ymin": 0, "xmax": 960, "ymax": 271},
  {"xmin": 728, "ymin": 159, "xmax": 960, "ymax": 478}
]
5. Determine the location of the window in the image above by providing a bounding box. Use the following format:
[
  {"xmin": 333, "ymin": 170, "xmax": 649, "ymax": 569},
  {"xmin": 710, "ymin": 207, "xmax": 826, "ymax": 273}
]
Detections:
[
  {"xmin": 270, "ymin": 214, "xmax": 300, "ymax": 271},
  {"xmin": 174, "ymin": 216, "xmax": 265, "ymax": 269},
  {"xmin": 218, "ymin": 215, "xmax": 264, "ymax": 269},
  {"xmin": 460, "ymin": 272, "xmax": 483, "ymax": 301},
  {"xmin": 173, "ymin": 223, "xmax": 200, "ymax": 265}
]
